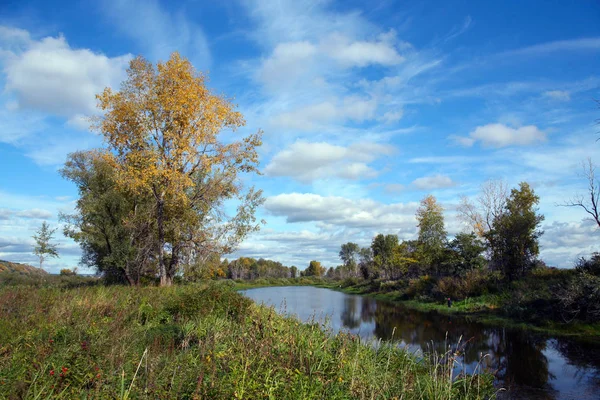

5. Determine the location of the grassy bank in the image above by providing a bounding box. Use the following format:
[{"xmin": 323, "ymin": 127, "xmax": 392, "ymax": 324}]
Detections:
[
  {"xmin": 233, "ymin": 276, "xmax": 600, "ymax": 339},
  {"xmin": 0, "ymin": 281, "xmax": 494, "ymax": 399}
]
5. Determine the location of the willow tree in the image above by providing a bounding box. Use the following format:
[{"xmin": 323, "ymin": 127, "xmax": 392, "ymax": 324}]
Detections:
[{"xmin": 94, "ymin": 53, "xmax": 263, "ymax": 286}]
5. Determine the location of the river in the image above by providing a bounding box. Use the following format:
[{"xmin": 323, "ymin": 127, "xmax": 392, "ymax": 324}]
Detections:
[{"xmin": 242, "ymin": 286, "xmax": 600, "ymax": 400}]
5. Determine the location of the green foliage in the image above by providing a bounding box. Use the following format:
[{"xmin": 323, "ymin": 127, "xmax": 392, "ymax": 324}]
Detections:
[
  {"xmin": 339, "ymin": 242, "xmax": 360, "ymax": 277},
  {"xmin": 442, "ymin": 233, "xmax": 487, "ymax": 275},
  {"xmin": 60, "ymin": 151, "xmax": 155, "ymax": 286},
  {"xmin": 416, "ymin": 195, "xmax": 447, "ymax": 273},
  {"xmin": 59, "ymin": 269, "xmax": 76, "ymax": 276},
  {"xmin": 486, "ymin": 182, "xmax": 544, "ymax": 280},
  {"xmin": 0, "ymin": 282, "xmax": 493, "ymax": 399},
  {"xmin": 32, "ymin": 221, "xmax": 59, "ymax": 270}
]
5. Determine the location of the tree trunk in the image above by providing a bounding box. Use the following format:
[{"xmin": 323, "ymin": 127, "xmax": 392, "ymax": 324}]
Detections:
[{"xmin": 157, "ymin": 198, "xmax": 169, "ymax": 286}]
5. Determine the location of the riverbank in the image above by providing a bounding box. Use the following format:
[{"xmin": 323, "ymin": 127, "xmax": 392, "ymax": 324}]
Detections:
[
  {"xmin": 0, "ymin": 281, "xmax": 494, "ymax": 399},
  {"xmin": 234, "ymin": 277, "xmax": 600, "ymax": 339}
]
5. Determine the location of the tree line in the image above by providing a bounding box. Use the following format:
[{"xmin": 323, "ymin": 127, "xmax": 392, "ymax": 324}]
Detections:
[{"xmin": 333, "ymin": 181, "xmax": 545, "ymax": 282}]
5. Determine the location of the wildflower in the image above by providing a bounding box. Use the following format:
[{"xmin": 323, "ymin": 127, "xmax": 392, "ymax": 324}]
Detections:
[
  {"xmin": 61, "ymin": 366, "xmax": 68, "ymax": 374},
  {"xmin": 338, "ymin": 376, "xmax": 343, "ymax": 382},
  {"xmin": 49, "ymin": 370, "xmax": 54, "ymax": 376}
]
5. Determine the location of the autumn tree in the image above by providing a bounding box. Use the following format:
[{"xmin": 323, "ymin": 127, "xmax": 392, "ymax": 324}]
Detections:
[
  {"xmin": 486, "ymin": 182, "xmax": 544, "ymax": 280},
  {"xmin": 61, "ymin": 150, "xmax": 156, "ymax": 285},
  {"xmin": 416, "ymin": 195, "xmax": 447, "ymax": 274},
  {"xmin": 304, "ymin": 260, "xmax": 325, "ymax": 277},
  {"xmin": 371, "ymin": 234, "xmax": 399, "ymax": 279},
  {"xmin": 32, "ymin": 221, "xmax": 59, "ymax": 271},
  {"xmin": 94, "ymin": 53, "xmax": 263, "ymax": 286}
]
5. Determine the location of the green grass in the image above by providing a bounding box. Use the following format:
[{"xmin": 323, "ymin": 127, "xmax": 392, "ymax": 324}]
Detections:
[{"xmin": 0, "ymin": 281, "xmax": 495, "ymax": 399}]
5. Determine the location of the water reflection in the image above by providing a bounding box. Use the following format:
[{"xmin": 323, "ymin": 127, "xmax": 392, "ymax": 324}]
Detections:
[{"xmin": 243, "ymin": 286, "xmax": 600, "ymax": 399}]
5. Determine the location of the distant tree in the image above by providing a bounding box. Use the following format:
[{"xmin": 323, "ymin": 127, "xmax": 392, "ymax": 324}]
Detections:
[
  {"xmin": 304, "ymin": 260, "xmax": 325, "ymax": 277},
  {"xmin": 561, "ymin": 158, "xmax": 599, "ymax": 229},
  {"xmin": 371, "ymin": 234, "xmax": 399, "ymax": 279},
  {"xmin": 59, "ymin": 268, "xmax": 77, "ymax": 276},
  {"xmin": 326, "ymin": 267, "xmax": 336, "ymax": 278},
  {"xmin": 444, "ymin": 233, "xmax": 487, "ymax": 275},
  {"xmin": 339, "ymin": 242, "xmax": 360, "ymax": 277},
  {"xmin": 358, "ymin": 246, "xmax": 373, "ymax": 279},
  {"xmin": 486, "ymin": 182, "xmax": 544, "ymax": 280},
  {"xmin": 32, "ymin": 221, "xmax": 59, "ymax": 271},
  {"xmin": 458, "ymin": 179, "xmax": 508, "ymax": 237},
  {"xmin": 574, "ymin": 252, "xmax": 600, "ymax": 276},
  {"xmin": 290, "ymin": 266, "xmax": 298, "ymax": 278},
  {"xmin": 416, "ymin": 195, "xmax": 447, "ymax": 274}
]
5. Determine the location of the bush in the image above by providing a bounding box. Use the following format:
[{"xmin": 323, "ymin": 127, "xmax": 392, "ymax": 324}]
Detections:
[
  {"xmin": 575, "ymin": 253, "xmax": 600, "ymax": 276},
  {"xmin": 557, "ymin": 273, "xmax": 600, "ymax": 322}
]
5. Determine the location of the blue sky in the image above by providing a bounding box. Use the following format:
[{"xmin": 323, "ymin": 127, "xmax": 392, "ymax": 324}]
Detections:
[{"xmin": 0, "ymin": 0, "xmax": 599, "ymax": 273}]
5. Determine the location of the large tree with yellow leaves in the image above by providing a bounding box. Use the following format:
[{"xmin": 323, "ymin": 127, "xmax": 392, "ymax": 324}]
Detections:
[{"xmin": 94, "ymin": 52, "xmax": 263, "ymax": 286}]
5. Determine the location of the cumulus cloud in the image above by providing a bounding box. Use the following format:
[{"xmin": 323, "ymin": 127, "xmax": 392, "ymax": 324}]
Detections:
[
  {"xmin": 257, "ymin": 41, "xmax": 318, "ymax": 91},
  {"xmin": 264, "ymin": 192, "xmax": 418, "ymax": 231},
  {"xmin": 264, "ymin": 141, "xmax": 393, "ymax": 182},
  {"xmin": 453, "ymin": 123, "xmax": 546, "ymax": 148},
  {"xmin": 1, "ymin": 28, "xmax": 131, "ymax": 117},
  {"xmin": 411, "ymin": 174, "xmax": 457, "ymax": 190},
  {"xmin": 540, "ymin": 219, "xmax": 599, "ymax": 267}
]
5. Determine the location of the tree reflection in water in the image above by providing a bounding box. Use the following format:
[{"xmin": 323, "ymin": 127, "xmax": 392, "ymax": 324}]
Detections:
[
  {"xmin": 243, "ymin": 286, "xmax": 600, "ymax": 399},
  {"xmin": 338, "ymin": 293, "xmax": 600, "ymax": 399}
]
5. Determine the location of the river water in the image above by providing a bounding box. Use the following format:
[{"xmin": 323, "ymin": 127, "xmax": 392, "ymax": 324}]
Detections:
[{"xmin": 242, "ymin": 286, "xmax": 600, "ymax": 400}]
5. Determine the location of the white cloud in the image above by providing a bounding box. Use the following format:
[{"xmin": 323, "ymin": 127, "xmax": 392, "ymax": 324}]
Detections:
[
  {"xmin": 540, "ymin": 219, "xmax": 599, "ymax": 267},
  {"xmin": 412, "ymin": 174, "xmax": 457, "ymax": 190},
  {"xmin": 379, "ymin": 110, "xmax": 404, "ymax": 124},
  {"xmin": 270, "ymin": 96, "xmax": 377, "ymax": 131},
  {"xmin": 544, "ymin": 90, "xmax": 571, "ymax": 101},
  {"xmin": 453, "ymin": 123, "xmax": 546, "ymax": 148},
  {"xmin": 264, "ymin": 192, "xmax": 418, "ymax": 231},
  {"xmin": 321, "ymin": 31, "xmax": 404, "ymax": 67},
  {"xmin": 1, "ymin": 30, "xmax": 131, "ymax": 117},
  {"xmin": 16, "ymin": 209, "xmax": 53, "ymax": 219},
  {"xmin": 500, "ymin": 37, "xmax": 600, "ymax": 58},
  {"xmin": 257, "ymin": 41, "xmax": 317, "ymax": 91},
  {"xmin": 264, "ymin": 141, "xmax": 393, "ymax": 182}
]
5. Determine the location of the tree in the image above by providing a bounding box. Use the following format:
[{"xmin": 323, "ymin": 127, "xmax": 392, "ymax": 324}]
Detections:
[
  {"xmin": 416, "ymin": 195, "xmax": 447, "ymax": 274},
  {"xmin": 458, "ymin": 179, "xmax": 508, "ymax": 237},
  {"xmin": 486, "ymin": 182, "xmax": 544, "ymax": 280},
  {"xmin": 444, "ymin": 233, "xmax": 486, "ymax": 275},
  {"xmin": 561, "ymin": 158, "xmax": 599, "ymax": 229},
  {"xmin": 60, "ymin": 150, "xmax": 156, "ymax": 285},
  {"xmin": 94, "ymin": 52, "xmax": 264, "ymax": 286},
  {"xmin": 371, "ymin": 234, "xmax": 399, "ymax": 279},
  {"xmin": 304, "ymin": 260, "xmax": 325, "ymax": 277},
  {"xmin": 290, "ymin": 266, "xmax": 298, "ymax": 278},
  {"xmin": 33, "ymin": 221, "xmax": 59, "ymax": 271},
  {"xmin": 358, "ymin": 247, "xmax": 373, "ymax": 279},
  {"xmin": 339, "ymin": 242, "xmax": 360, "ymax": 277}
]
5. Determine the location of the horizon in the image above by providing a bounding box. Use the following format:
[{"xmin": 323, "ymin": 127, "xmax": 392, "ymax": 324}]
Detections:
[{"xmin": 0, "ymin": 0, "xmax": 599, "ymax": 273}]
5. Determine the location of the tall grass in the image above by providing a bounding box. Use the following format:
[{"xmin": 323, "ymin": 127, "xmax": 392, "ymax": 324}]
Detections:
[{"xmin": 0, "ymin": 282, "xmax": 494, "ymax": 399}]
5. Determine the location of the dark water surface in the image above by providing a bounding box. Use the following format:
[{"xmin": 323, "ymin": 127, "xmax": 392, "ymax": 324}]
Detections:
[{"xmin": 242, "ymin": 286, "xmax": 600, "ymax": 400}]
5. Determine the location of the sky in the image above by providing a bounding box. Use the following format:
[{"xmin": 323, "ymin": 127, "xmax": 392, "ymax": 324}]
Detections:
[{"xmin": 0, "ymin": 0, "xmax": 599, "ymax": 273}]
